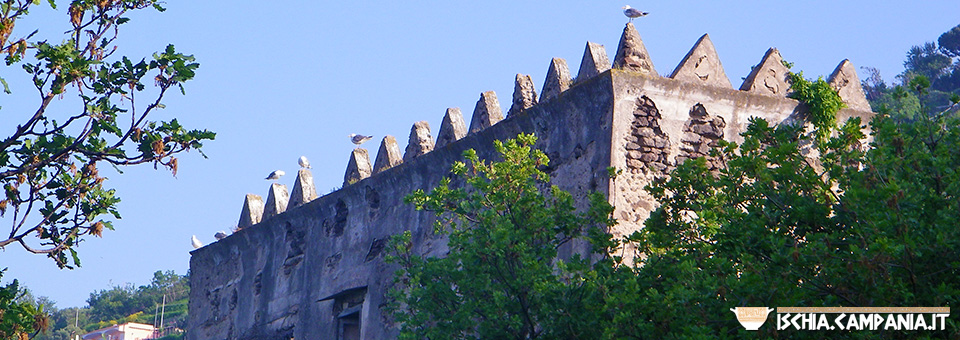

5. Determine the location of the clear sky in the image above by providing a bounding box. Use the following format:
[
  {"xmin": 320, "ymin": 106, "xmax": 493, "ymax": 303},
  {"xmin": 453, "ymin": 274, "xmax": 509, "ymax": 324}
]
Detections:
[{"xmin": 1, "ymin": 1, "xmax": 958, "ymax": 308}]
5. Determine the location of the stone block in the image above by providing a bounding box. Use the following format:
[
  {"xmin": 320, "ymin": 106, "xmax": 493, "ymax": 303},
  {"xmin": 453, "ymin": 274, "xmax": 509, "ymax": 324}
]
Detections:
[
  {"xmin": 669, "ymin": 34, "xmax": 733, "ymax": 89},
  {"xmin": 508, "ymin": 74, "xmax": 538, "ymax": 116},
  {"xmin": 827, "ymin": 59, "xmax": 872, "ymax": 112},
  {"xmin": 740, "ymin": 48, "xmax": 792, "ymax": 96},
  {"xmin": 613, "ymin": 23, "xmax": 656, "ymax": 75},
  {"xmin": 238, "ymin": 193, "xmax": 263, "ymax": 229},
  {"xmin": 404, "ymin": 121, "xmax": 435, "ymax": 161},
  {"xmin": 435, "ymin": 108, "xmax": 467, "ymax": 148},
  {"xmin": 263, "ymin": 183, "xmax": 289, "ymax": 220},
  {"xmin": 577, "ymin": 41, "xmax": 611, "ymax": 82},
  {"xmin": 541, "ymin": 58, "xmax": 571, "ymax": 101},
  {"xmin": 344, "ymin": 148, "xmax": 372, "ymax": 186},
  {"xmin": 373, "ymin": 135, "xmax": 403, "ymax": 173},
  {"xmin": 289, "ymin": 169, "xmax": 318, "ymax": 208},
  {"xmin": 468, "ymin": 91, "xmax": 504, "ymax": 133}
]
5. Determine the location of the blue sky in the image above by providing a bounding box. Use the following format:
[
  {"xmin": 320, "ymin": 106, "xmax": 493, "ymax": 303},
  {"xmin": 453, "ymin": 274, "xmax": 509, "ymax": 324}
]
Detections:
[{"xmin": 1, "ymin": 1, "xmax": 958, "ymax": 308}]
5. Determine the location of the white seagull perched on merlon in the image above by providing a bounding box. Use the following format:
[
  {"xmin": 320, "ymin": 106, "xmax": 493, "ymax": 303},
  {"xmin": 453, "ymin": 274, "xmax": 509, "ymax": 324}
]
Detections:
[
  {"xmin": 622, "ymin": 5, "xmax": 648, "ymax": 21},
  {"xmin": 265, "ymin": 170, "xmax": 285, "ymax": 181},
  {"xmin": 191, "ymin": 235, "xmax": 204, "ymax": 249},
  {"xmin": 298, "ymin": 156, "xmax": 311, "ymax": 169},
  {"xmin": 349, "ymin": 133, "xmax": 373, "ymax": 147}
]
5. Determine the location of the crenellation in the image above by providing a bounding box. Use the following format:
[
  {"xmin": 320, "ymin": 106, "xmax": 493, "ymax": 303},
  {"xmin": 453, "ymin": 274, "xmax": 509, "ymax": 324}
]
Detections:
[
  {"xmin": 541, "ymin": 58, "xmax": 572, "ymax": 101},
  {"xmin": 576, "ymin": 42, "xmax": 611, "ymax": 83},
  {"xmin": 263, "ymin": 183, "xmax": 289, "ymax": 220},
  {"xmin": 827, "ymin": 59, "xmax": 871, "ymax": 112},
  {"xmin": 403, "ymin": 121, "xmax": 435, "ymax": 160},
  {"xmin": 289, "ymin": 169, "xmax": 318, "ymax": 208},
  {"xmin": 669, "ymin": 34, "xmax": 732, "ymax": 89},
  {"xmin": 344, "ymin": 148, "xmax": 372, "ymax": 186},
  {"xmin": 508, "ymin": 74, "xmax": 538, "ymax": 116},
  {"xmin": 613, "ymin": 23, "xmax": 656, "ymax": 75},
  {"xmin": 436, "ymin": 108, "xmax": 467, "ymax": 148},
  {"xmin": 238, "ymin": 194, "xmax": 264, "ymax": 229},
  {"xmin": 373, "ymin": 136, "xmax": 402, "ymax": 173},
  {"xmin": 740, "ymin": 48, "xmax": 792, "ymax": 96},
  {"xmin": 468, "ymin": 91, "xmax": 504, "ymax": 133},
  {"xmin": 194, "ymin": 23, "xmax": 878, "ymax": 340}
]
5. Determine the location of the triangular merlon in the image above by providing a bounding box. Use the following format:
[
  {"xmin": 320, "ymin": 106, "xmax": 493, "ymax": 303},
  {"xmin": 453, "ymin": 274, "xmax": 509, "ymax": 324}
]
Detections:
[
  {"xmin": 576, "ymin": 42, "xmax": 610, "ymax": 82},
  {"xmin": 613, "ymin": 23, "xmax": 656, "ymax": 75},
  {"xmin": 740, "ymin": 48, "xmax": 792, "ymax": 96},
  {"xmin": 827, "ymin": 59, "xmax": 871, "ymax": 112},
  {"xmin": 669, "ymin": 34, "xmax": 732, "ymax": 89}
]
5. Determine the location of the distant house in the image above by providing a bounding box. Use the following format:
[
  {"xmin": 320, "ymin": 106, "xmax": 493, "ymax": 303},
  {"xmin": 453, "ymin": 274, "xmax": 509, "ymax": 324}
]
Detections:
[{"xmin": 81, "ymin": 322, "xmax": 156, "ymax": 340}]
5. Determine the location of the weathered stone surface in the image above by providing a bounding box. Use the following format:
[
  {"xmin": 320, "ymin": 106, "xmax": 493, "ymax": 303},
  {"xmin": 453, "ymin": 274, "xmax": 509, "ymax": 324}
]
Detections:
[
  {"xmin": 827, "ymin": 59, "xmax": 872, "ymax": 112},
  {"xmin": 669, "ymin": 34, "xmax": 732, "ymax": 89},
  {"xmin": 613, "ymin": 23, "xmax": 656, "ymax": 75},
  {"xmin": 263, "ymin": 183, "xmax": 289, "ymax": 220},
  {"xmin": 541, "ymin": 57, "xmax": 571, "ymax": 101},
  {"xmin": 576, "ymin": 42, "xmax": 611, "ymax": 82},
  {"xmin": 436, "ymin": 108, "xmax": 467, "ymax": 148},
  {"xmin": 468, "ymin": 91, "xmax": 504, "ymax": 133},
  {"xmin": 404, "ymin": 121, "xmax": 435, "ymax": 160},
  {"xmin": 740, "ymin": 48, "xmax": 792, "ymax": 96},
  {"xmin": 289, "ymin": 169, "xmax": 317, "ymax": 208},
  {"xmin": 344, "ymin": 148, "xmax": 371, "ymax": 186},
  {"xmin": 237, "ymin": 194, "xmax": 263, "ymax": 229},
  {"xmin": 508, "ymin": 74, "xmax": 538, "ymax": 116},
  {"xmin": 191, "ymin": 57, "xmax": 877, "ymax": 340},
  {"xmin": 373, "ymin": 135, "xmax": 402, "ymax": 173},
  {"xmin": 675, "ymin": 103, "xmax": 725, "ymax": 170}
]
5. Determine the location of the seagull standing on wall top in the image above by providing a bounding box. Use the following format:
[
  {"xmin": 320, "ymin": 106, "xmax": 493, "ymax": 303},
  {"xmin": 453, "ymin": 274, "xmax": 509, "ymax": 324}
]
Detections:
[
  {"xmin": 191, "ymin": 235, "xmax": 204, "ymax": 249},
  {"xmin": 622, "ymin": 5, "xmax": 648, "ymax": 22},
  {"xmin": 298, "ymin": 156, "xmax": 311, "ymax": 169},
  {"xmin": 349, "ymin": 133, "xmax": 373, "ymax": 148},
  {"xmin": 265, "ymin": 170, "xmax": 285, "ymax": 181}
]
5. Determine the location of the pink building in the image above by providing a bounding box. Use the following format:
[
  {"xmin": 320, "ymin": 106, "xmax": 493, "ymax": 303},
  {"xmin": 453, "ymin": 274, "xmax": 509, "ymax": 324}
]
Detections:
[{"xmin": 82, "ymin": 322, "xmax": 156, "ymax": 340}]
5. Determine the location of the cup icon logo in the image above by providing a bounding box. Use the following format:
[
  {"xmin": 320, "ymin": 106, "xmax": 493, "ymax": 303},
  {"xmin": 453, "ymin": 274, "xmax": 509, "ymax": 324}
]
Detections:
[{"xmin": 730, "ymin": 307, "xmax": 774, "ymax": 330}]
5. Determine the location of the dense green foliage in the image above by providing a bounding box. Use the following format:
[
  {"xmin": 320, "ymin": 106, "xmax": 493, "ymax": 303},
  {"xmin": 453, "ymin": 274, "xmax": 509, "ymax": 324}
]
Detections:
[
  {"xmin": 864, "ymin": 23, "xmax": 960, "ymax": 116},
  {"xmin": 388, "ymin": 134, "xmax": 618, "ymax": 339},
  {"xmin": 390, "ymin": 73, "xmax": 960, "ymax": 338},
  {"xmin": 0, "ymin": 1, "xmax": 209, "ymax": 337}
]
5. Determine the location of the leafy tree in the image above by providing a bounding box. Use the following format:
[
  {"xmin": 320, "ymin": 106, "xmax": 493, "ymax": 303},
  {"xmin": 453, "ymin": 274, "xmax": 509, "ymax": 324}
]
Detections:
[
  {"xmin": 0, "ymin": 1, "xmax": 211, "ymax": 337},
  {"xmin": 0, "ymin": 270, "xmax": 47, "ymax": 339},
  {"xmin": 623, "ymin": 73, "xmax": 960, "ymax": 338},
  {"xmin": 938, "ymin": 24, "xmax": 960, "ymax": 57},
  {"xmin": 387, "ymin": 133, "xmax": 617, "ymax": 339},
  {"xmin": 0, "ymin": 0, "xmax": 214, "ymax": 269}
]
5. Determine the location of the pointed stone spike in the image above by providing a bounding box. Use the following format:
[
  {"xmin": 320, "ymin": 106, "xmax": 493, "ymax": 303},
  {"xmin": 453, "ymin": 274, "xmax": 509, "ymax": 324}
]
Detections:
[
  {"xmin": 289, "ymin": 169, "xmax": 318, "ymax": 208},
  {"xmin": 740, "ymin": 48, "xmax": 792, "ymax": 96},
  {"xmin": 669, "ymin": 34, "xmax": 733, "ymax": 89},
  {"xmin": 238, "ymin": 194, "xmax": 263, "ymax": 229},
  {"xmin": 576, "ymin": 42, "xmax": 611, "ymax": 82},
  {"xmin": 404, "ymin": 121, "xmax": 435, "ymax": 161},
  {"xmin": 508, "ymin": 74, "xmax": 538, "ymax": 116},
  {"xmin": 436, "ymin": 108, "xmax": 467, "ymax": 148},
  {"xmin": 373, "ymin": 135, "xmax": 403, "ymax": 173},
  {"xmin": 344, "ymin": 148, "xmax": 372, "ymax": 186},
  {"xmin": 263, "ymin": 183, "xmax": 289, "ymax": 220},
  {"xmin": 541, "ymin": 58, "xmax": 571, "ymax": 101},
  {"xmin": 468, "ymin": 91, "xmax": 504, "ymax": 133},
  {"xmin": 613, "ymin": 23, "xmax": 656, "ymax": 75},
  {"xmin": 827, "ymin": 59, "xmax": 871, "ymax": 112}
]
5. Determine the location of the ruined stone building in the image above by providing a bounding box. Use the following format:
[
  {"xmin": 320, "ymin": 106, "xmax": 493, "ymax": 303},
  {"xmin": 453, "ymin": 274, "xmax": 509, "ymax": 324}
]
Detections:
[{"xmin": 187, "ymin": 24, "xmax": 875, "ymax": 339}]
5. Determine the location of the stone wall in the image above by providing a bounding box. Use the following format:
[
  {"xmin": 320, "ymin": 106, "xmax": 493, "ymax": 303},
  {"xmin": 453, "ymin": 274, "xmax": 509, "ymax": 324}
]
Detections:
[{"xmin": 188, "ymin": 23, "xmax": 875, "ymax": 339}]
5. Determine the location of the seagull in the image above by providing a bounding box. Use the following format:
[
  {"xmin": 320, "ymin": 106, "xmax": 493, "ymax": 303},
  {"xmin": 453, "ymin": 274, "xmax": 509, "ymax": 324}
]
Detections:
[
  {"xmin": 349, "ymin": 133, "xmax": 373, "ymax": 147},
  {"xmin": 215, "ymin": 231, "xmax": 228, "ymax": 240},
  {"xmin": 298, "ymin": 156, "xmax": 311, "ymax": 169},
  {"xmin": 191, "ymin": 235, "xmax": 204, "ymax": 249},
  {"xmin": 265, "ymin": 170, "xmax": 285, "ymax": 180},
  {"xmin": 622, "ymin": 5, "xmax": 648, "ymax": 21}
]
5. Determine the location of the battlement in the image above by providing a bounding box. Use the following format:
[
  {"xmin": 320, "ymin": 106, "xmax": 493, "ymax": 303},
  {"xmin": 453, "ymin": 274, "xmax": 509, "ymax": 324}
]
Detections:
[{"xmin": 188, "ymin": 23, "xmax": 875, "ymax": 340}]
